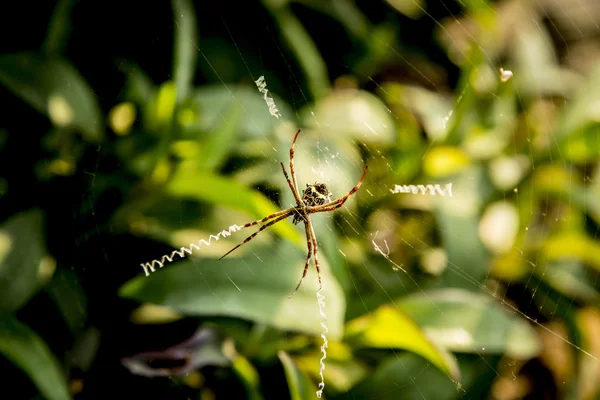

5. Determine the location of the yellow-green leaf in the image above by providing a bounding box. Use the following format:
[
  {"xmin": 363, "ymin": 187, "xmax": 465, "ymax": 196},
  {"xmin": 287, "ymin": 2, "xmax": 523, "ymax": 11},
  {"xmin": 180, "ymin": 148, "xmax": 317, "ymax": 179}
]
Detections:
[
  {"xmin": 423, "ymin": 146, "xmax": 470, "ymax": 177},
  {"xmin": 345, "ymin": 305, "xmax": 460, "ymax": 380},
  {"xmin": 543, "ymin": 232, "xmax": 600, "ymax": 272},
  {"xmin": 0, "ymin": 316, "xmax": 71, "ymax": 400},
  {"xmin": 279, "ymin": 351, "xmax": 318, "ymax": 400}
]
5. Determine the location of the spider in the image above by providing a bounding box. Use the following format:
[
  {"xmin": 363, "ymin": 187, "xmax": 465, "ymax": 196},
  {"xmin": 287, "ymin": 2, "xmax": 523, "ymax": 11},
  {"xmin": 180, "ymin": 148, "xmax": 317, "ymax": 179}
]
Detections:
[{"xmin": 220, "ymin": 129, "xmax": 368, "ymax": 298}]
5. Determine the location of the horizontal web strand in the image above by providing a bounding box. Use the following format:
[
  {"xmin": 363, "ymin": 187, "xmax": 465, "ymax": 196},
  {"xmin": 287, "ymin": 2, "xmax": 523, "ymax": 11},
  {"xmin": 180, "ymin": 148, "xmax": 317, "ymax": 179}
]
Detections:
[
  {"xmin": 390, "ymin": 183, "xmax": 453, "ymax": 196},
  {"xmin": 140, "ymin": 224, "xmax": 243, "ymax": 276}
]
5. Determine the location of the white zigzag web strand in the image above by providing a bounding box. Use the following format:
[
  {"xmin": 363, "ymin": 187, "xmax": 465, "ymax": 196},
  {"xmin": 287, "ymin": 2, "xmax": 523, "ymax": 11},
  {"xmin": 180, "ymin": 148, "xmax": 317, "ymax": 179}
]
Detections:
[
  {"xmin": 316, "ymin": 283, "xmax": 328, "ymax": 398},
  {"xmin": 390, "ymin": 183, "xmax": 453, "ymax": 196},
  {"xmin": 140, "ymin": 224, "xmax": 243, "ymax": 276},
  {"xmin": 255, "ymin": 75, "xmax": 282, "ymax": 119}
]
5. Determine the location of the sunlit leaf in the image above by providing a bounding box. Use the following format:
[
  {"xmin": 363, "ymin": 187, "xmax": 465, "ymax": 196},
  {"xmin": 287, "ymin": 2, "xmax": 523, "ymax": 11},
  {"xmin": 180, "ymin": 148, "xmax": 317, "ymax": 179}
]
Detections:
[
  {"xmin": 345, "ymin": 305, "xmax": 460, "ymax": 380},
  {"xmin": 385, "ymin": 0, "xmax": 424, "ymax": 19},
  {"xmin": 305, "ymin": 88, "xmax": 396, "ymax": 145},
  {"xmin": 0, "ymin": 52, "xmax": 103, "ymax": 141},
  {"xmin": 398, "ymin": 289, "xmax": 541, "ymax": 359},
  {"xmin": 108, "ymin": 102, "xmax": 136, "ymax": 136},
  {"xmin": 0, "ymin": 316, "xmax": 71, "ymax": 400},
  {"xmin": 512, "ymin": 22, "xmax": 579, "ymax": 98},
  {"xmin": 0, "ymin": 210, "xmax": 46, "ymax": 313},
  {"xmin": 165, "ymin": 164, "xmax": 303, "ymax": 247},
  {"xmin": 478, "ymin": 201, "xmax": 519, "ymax": 255},
  {"xmin": 423, "ymin": 146, "xmax": 470, "ymax": 178},
  {"xmin": 146, "ymin": 81, "xmax": 177, "ymax": 129},
  {"xmin": 119, "ymin": 242, "xmax": 345, "ymax": 338},
  {"xmin": 556, "ymin": 61, "xmax": 600, "ymax": 141},
  {"xmin": 575, "ymin": 308, "xmax": 600, "ymax": 400},
  {"xmin": 279, "ymin": 351, "xmax": 318, "ymax": 400},
  {"xmin": 293, "ymin": 342, "xmax": 367, "ymax": 393}
]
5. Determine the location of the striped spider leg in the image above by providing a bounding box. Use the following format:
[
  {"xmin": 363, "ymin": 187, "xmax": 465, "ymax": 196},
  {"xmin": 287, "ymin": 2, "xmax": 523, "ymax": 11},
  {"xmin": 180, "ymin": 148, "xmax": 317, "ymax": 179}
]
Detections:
[{"xmin": 220, "ymin": 129, "xmax": 368, "ymax": 297}]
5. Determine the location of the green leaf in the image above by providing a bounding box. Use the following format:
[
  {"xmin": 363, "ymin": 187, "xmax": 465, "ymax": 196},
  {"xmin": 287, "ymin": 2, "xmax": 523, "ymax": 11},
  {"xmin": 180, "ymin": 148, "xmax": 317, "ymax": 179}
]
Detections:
[
  {"xmin": 536, "ymin": 261, "xmax": 600, "ymax": 304},
  {"xmin": 0, "ymin": 210, "xmax": 46, "ymax": 313},
  {"xmin": 435, "ymin": 169, "xmax": 490, "ymax": 289},
  {"xmin": 398, "ymin": 289, "xmax": 541, "ymax": 359},
  {"xmin": 171, "ymin": 0, "xmax": 198, "ymax": 103},
  {"xmin": 0, "ymin": 316, "xmax": 71, "ymax": 400},
  {"xmin": 560, "ymin": 124, "xmax": 600, "ymax": 163},
  {"xmin": 0, "ymin": 52, "xmax": 103, "ymax": 142},
  {"xmin": 382, "ymin": 83, "xmax": 452, "ymax": 142},
  {"xmin": 345, "ymin": 305, "xmax": 460, "ymax": 380},
  {"xmin": 512, "ymin": 23, "xmax": 578, "ymax": 98},
  {"xmin": 43, "ymin": 0, "xmax": 74, "ymax": 55},
  {"xmin": 120, "ymin": 243, "xmax": 345, "ymax": 338},
  {"xmin": 279, "ymin": 351, "xmax": 318, "ymax": 400},
  {"xmin": 263, "ymin": 1, "xmax": 330, "ymax": 99},
  {"xmin": 385, "ymin": 0, "xmax": 425, "ymax": 18},
  {"xmin": 120, "ymin": 61, "xmax": 155, "ymax": 107},
  {"xmin": 232, "ymin": 355, "xmax": 264, "ymax": 400},
  {"xmin": 165, "ymin": 164, "xmax": 303, "ymax": 247},
  {"xmin": 340, "ymin": 353, "xmax": 460, "ymax": 400},
  {"xmin": 193, "ymin": 85, "xmax": 293, "ymax": 139},
  {"xmin": 47, "ymin": 268, "xmax": 87, "ymax": 334},
  {"xmin": 556, "ymin": 62, "xmax": 600, "ymax": 141},
  {"xmin": 146, "ymin": 81, "xmax": 178, "ymax": 130},
  {"xmin": 199, "ymin": 102, "xmax": 241, "ymax": 170}
]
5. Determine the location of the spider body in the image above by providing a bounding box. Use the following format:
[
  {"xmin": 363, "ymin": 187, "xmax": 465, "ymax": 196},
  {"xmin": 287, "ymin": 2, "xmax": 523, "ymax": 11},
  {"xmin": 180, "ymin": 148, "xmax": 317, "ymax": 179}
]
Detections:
[
  {"xmin": 292, "ymin": 183, "xmax": 332, "ymax": 224},
  {"xmin": 220, "ymin": 129, "xmax": 368, "ymax": 297},
  {"xmin": 303, "ymin": 183, "xmax": 332, "ymax": 206}
]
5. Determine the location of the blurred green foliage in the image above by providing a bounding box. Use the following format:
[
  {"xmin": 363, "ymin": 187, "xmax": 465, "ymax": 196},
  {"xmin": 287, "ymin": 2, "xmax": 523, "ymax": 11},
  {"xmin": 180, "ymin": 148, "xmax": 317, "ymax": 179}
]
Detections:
[{"xmin": 1, "ymin": 0, "xmax": 600, "ymax": 399}]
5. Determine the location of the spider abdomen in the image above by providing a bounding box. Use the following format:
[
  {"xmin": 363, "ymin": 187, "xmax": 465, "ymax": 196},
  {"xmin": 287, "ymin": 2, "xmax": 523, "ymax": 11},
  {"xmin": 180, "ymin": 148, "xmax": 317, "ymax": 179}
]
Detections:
[
  {"xmin": 292, "ymin": 183, "xmax": 332, "ymax": 224},
  {"xmin": 303, "ymin": 183, "xmax": 332, "ymax": 206}
]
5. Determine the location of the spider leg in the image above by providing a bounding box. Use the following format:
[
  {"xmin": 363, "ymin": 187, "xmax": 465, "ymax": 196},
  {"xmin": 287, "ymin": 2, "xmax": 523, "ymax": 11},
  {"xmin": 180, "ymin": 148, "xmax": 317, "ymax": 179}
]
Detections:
[
  {"xmin": 288, "ymin": 220, "xmax": 313, "ymax": 299},
  {"xmin": 280, "ymin": 162, "xmax": 302, "ymax": 204},
  {"xmin": 219, "ymin": 211, "xmax": 293, "ymax": 260},
  {"xmin": 310, "ymin": 203, "xmax": 345, "ymax": 213},
  {"xmin": 309, "ymin": 165, "xmax": 368, "ymax": 213},
  {"xmin": 289, "ymin": 129, "xmax": 302, "ymax": 201},
  {"xmin": 238, "ymin": 208, "xmax": 294, "ymax": 230},
  {"xmin": 307, "ymin": 217, "xmax": 322, "ymax": 288}
]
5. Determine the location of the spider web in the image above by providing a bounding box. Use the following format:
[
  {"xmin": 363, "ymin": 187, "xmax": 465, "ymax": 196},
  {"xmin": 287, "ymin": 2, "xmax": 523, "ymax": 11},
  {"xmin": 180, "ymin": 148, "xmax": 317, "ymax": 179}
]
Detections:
[{"xmin": 74, "ymin": 0, "xmax": 600, "ymax": 398}]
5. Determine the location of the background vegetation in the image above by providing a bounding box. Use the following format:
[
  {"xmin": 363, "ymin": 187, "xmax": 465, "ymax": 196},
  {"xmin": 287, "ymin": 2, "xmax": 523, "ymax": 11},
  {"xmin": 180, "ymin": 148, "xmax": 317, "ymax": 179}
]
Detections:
[{"xmin": 1, "ymin": 0, "xmax": 600, "ymax": 399}]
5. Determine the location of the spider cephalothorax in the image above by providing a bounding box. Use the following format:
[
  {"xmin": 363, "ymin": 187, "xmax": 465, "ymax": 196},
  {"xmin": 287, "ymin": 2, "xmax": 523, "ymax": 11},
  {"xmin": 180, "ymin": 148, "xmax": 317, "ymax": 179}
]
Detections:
[{"xmin": 220, "ymin": 129, "xmax": 367, "ymax": 297}]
